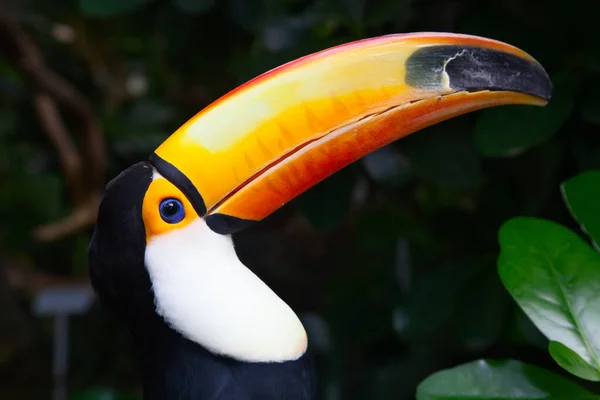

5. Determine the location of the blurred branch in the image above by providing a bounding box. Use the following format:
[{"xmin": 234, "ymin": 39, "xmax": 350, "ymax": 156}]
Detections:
[
  {"xmin": 0, "ymin": 15, "xmax": 105, "ymax": 241},
  {"xmin": 32, "ymin": 196, "xmax": 101, "ymax": 242},
  {"xmin": 32, "ymin": 93, "xmax": 84, "ymax": 204},
  {"xmin": 4, "ymin": 258, "xmax": 91, "ymax": 296}
]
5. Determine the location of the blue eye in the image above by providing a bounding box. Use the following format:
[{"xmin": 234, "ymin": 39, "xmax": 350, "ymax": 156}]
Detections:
[{"xmin": 159, "ymin": 198, "xmax": 185, "ymax": 224}]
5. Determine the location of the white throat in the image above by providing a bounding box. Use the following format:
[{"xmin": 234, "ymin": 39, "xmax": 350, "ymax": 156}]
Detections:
[{"xmin": 145, "ymin": 218, "xmax": 308, "ymax": 363}]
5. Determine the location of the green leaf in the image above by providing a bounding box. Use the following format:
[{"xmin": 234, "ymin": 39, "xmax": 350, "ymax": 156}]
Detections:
[
  {"xmin": 550, "ymin": 341, "xmax": 600, "ymax": 382},
  {"xmin": 474, "ymin": 73, "xmax": 578, "ymax": 157},
  {"xmin": 498, "ymin": 217, "xmax": 600, "ymax": 379},
  {"xmin": 562, "ymin": 171, "xmax": 600, "ymax": 249},
  {"xmin": 417, "ymin": 359, "xmax": 594, "ymax": 400},
  {"xmin": 172, "ymin": 0, "xmax": 215, "ymax": 14},
  {"xmin": 79, "ymin": 0, "xmax": 154, "ymax": 17}
]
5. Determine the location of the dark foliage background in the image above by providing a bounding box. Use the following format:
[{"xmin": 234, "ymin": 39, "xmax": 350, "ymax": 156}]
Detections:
[{"xmin": 0, "ymin": 0, "xmax": 599, "ymax": 399}]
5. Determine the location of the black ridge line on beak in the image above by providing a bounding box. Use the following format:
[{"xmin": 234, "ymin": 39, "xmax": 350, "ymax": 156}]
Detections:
[
  {"xmin": 148, "ymin": 153, "xmax": 207, "ymax": 217},
  {"xmin": 405, "ymin": 45, "xmax": 552, "ymax": 101}
]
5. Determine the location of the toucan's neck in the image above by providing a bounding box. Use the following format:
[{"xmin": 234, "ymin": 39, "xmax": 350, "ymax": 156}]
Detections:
[
  {"xmin": 130, "ymin": 313, "xmax": 318, "ymax": 400},
  {"xmin": 132, "ymin": 314, "xmax": 224, "ymax": 400}
]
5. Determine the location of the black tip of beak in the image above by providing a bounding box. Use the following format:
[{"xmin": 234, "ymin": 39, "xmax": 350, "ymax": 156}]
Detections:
[{"xmin": 406, "ymin": 45, "xmax": 552, "ymax": 101}]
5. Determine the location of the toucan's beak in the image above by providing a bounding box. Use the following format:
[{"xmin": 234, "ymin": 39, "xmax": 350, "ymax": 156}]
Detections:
[{"xmin": 150, "ymin": 32, "xmax": 552, "ymax": 234}]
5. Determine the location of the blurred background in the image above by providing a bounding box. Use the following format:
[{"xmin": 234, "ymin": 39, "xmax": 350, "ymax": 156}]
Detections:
[{"xmin": 0, "ymin": 0, "xmax": 598, "ymax": 399}]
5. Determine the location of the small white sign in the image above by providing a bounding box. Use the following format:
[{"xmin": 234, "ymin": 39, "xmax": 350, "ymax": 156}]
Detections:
[{"xmin": 32, "ymin": 285, "xmax": 94, "ymax": 316}]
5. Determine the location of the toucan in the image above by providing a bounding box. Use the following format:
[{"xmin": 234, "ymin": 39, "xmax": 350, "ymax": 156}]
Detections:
[{"xmin": 88, "ymin": 33, "xmax": 552, "ymax": 399}]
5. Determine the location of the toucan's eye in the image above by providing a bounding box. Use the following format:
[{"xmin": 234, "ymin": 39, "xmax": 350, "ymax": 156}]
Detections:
[{"xmin": 159, "ymin": 198, "xmax": 185, "ymax": 224}]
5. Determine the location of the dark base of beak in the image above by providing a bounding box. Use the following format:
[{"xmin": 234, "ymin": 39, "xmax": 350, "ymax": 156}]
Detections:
[
  {"xmin": 405, "ymin": 45, "xmax": 552, "ymax": 101},
  {"xmin": 205, "ymin": 214, "xmax": 255, "ymax": 235}
]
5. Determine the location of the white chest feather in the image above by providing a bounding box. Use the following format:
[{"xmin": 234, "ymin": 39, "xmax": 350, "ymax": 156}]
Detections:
[{"xmin": 144, "ymin": 218, "xmax": 307, "ymax": 363}]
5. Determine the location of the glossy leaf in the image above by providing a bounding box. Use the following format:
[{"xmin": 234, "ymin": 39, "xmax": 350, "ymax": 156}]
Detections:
[
  {"xmin": 549, "ymin": 341, "xmax": 600, "ymax": 382},
  {"xmin": 417, "ymin": 359, "xmax": 593, "ymax": 400},
  {"xmin": 562, "ymin": 171, "xmax": 600, "ymax": 249},
  {"xmin": 498, "ymin": 217, "xmax": 600, "ymax": 379},
  {"xmin": 79, "ymin": 0, "xmax": 154, "ymax": 17},
  {"xmin": 474, "ymin": 73, "xmax": 577, "ymax": 157}
]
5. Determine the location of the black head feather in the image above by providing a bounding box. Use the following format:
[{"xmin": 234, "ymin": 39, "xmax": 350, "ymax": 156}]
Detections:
[{"xmin": 88, "ymin": 162, "xmax": 155, "ymax": 323}]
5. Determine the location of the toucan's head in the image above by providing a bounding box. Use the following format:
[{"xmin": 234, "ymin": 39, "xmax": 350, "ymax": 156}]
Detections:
[{"xmin": 89, "ymin": 33, "xmax": 551, "ymax": 364}]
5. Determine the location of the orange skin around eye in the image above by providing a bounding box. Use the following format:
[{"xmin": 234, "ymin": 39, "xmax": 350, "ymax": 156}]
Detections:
[{"xmin": 142, "ymin": 177, "xmax": 198, "ymax": 242}]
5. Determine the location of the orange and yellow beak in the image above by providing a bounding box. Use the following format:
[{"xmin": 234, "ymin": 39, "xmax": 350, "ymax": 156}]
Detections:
[{"xmin": 149, "ymin": 32, "xmax": 552, "ymax": 234}]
